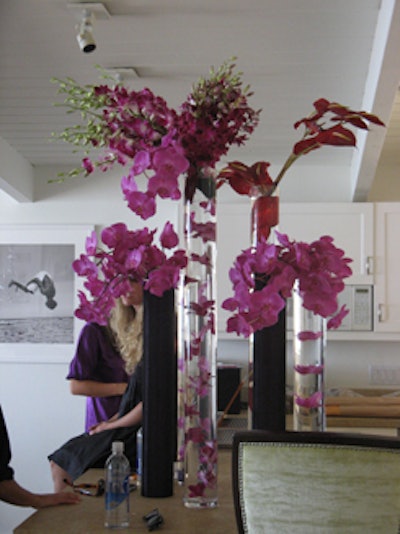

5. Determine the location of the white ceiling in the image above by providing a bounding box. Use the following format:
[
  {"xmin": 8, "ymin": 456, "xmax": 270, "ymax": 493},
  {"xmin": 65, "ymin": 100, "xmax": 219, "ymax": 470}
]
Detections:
[{"xmin": 0, "ymin": 0, "xmax": 399, "ymax": 203}]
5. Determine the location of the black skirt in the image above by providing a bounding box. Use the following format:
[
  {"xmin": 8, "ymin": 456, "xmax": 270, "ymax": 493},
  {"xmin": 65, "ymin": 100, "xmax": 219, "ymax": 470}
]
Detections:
[{"xmin": 48, "ymin": 361, "xmax": 143, "ymax": 481}]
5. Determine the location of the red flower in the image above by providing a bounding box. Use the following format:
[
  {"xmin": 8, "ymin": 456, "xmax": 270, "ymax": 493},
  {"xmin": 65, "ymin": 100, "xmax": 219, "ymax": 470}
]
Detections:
[
  {"xmin": 293, "ymin": 124, "xmax": 356, "ymax": 155},
  {"xmin": 293, "ymin": 98, "xmax": 385, "ymax": 156},
  {"xmin": 218, "ymin": 161, "xmax": 274, "ymax": 196},
  {"xmin": 219, "ymin": 98, "xmax": 384, "ymax": 196}
]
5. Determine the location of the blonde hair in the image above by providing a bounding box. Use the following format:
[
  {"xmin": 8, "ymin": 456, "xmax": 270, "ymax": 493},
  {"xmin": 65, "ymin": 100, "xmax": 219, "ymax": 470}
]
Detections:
[{"xmin": 108, "ymin": 299, "xmax": 143, "ymax": 374}]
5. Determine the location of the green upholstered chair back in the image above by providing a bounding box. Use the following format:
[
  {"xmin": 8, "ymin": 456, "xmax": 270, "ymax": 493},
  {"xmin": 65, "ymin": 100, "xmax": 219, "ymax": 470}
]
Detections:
[{"xmin": 232, "ymin": 430, "xmax": 400, "ymax": 534}]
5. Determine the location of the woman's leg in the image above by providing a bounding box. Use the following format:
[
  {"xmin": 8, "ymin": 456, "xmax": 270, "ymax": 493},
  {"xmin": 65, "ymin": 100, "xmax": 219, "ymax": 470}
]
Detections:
[{"xmin": 49, "ymin": 460, "xmax": 71, "ymax": 492}]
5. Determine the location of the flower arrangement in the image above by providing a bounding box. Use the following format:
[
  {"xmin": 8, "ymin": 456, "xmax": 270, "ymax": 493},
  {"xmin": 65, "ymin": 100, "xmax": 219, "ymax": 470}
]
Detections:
[
  {"xmin": 72, "ymin": 221, "xmax": 187, "ymax": 324},
  {"xmin": 217, "ymin": 98, "xmax": 384, "ymax": 197},
  {"xmin": 222, "ymin": 231, "xmax": 352, "ymax": 338},
  {"xmin": 53, "ymin": 58, "xmax": 260, "ymax": 319},
  {"xmin": 217, "ymin": 99, "xmax": 384, "ymax": 336},
  {"xmin": 54, "ymin": 60, "xmax": 384, "ymax": 500},
  {"xmin": 54, "ymin": 60, "xmax": 260, "ymax": 506},
  {"xmin": 53, "ymin": 58, "xmax": 260, "ymax": 219}
]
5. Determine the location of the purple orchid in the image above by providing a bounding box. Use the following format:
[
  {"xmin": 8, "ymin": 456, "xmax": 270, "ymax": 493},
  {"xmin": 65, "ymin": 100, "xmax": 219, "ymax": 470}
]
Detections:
[
  {"xmin": 294, "ymin": 364, "xmax": 324, "ymax": 375},
  {"xmin": 297, "ymin": 330, "xmax": 323, "ymax": 341},
  {"xmin": 72, "ymin": 222, "xmax": 188, "ymax": 324},
  {"xmin": 295, "ymin": 391, "xmax": 323, "ymax": 409},
  {"xmin": 159, "ymin": 221, "xmax": 179, "ymax": 249},
  {"xmin": 224, "ymin": 231, "xmax": 353, "ymax": 337}
]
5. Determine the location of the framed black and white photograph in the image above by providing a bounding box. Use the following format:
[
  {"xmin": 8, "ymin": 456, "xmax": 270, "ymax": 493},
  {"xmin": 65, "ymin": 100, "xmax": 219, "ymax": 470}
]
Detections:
[{"xmin": 0, "ymin": 225, "xmax": 93, "ymax": 362}]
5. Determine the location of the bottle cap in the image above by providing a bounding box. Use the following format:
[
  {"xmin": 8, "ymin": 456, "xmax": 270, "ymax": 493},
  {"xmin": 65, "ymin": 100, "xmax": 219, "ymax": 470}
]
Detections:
[{"xmin": 112, "ymin": 441, "xmax": 124, "ymax": 454}]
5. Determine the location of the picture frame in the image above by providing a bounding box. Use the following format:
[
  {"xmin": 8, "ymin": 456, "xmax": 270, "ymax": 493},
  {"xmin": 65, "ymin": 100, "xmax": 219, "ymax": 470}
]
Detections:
[{"xmin": 0, "ymin": 224, "xmax": 93, "ymax": 363}]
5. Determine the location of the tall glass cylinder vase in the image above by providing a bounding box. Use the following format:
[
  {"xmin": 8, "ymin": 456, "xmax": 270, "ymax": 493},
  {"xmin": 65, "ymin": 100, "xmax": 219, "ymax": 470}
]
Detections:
[
  {"xmin": 181, "ymin": 167, "xmax": 218, "ymax": 509},
  {"xmin": 292, "ymin": 282, "xmax": 326, "ymax": 431},
  {"xmin": 249, "ymin": 192, "xmax": 286, "ymax": 432}
]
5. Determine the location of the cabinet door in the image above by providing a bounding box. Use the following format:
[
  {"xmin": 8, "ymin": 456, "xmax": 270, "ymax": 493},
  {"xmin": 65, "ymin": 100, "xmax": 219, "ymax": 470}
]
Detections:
[
  {"xmin": 279, "ymin": 203, "xmax": 374, "ymax": 285},
  {"xmin": 374, "ymin": 203, "xmax": 400, "ymax": 332}
]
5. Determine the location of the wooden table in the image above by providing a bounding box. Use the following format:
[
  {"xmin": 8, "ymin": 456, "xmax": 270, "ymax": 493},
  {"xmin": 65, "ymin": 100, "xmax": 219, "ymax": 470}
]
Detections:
[{"xmin": 14, "ymin": 449, "xmax": 236, "ymax": 533}]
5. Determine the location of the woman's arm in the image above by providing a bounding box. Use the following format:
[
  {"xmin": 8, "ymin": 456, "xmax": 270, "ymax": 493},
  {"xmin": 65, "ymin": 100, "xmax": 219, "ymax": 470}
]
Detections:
[
  {"xmin": 89, "ymin": 402, "xmax": 143, "ymax": 434},
  {"xmin": 0, "ymin": 479, "xmax": 80, "ymax": 508},
  {"xmin": 69, "ymin": 379, "xmax": 127, "ymax": 398}
]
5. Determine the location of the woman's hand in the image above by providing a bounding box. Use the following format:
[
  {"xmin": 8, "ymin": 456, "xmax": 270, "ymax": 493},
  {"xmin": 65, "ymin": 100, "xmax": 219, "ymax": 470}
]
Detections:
[
  {"xmin": 0, "ymin": 479, "xmax": 81, "ymax": 508},
  {"xmin": 34, "ymin": 491, "xmax": 81, "ymax": 508},
  {"xmin": 88, "ymin": 402, "xmax": 143, "ymax": 435},
  {"xmin": 89, "ymin": 421, "xmax": 112, "ymax": 434}
]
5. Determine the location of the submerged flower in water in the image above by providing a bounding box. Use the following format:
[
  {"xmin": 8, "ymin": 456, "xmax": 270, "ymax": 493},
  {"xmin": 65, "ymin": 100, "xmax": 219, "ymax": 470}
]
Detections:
[
  {"xmin": 295, "ymin": 391, "xmax": 323, "ymax": 408},
  {"xmin": 297, "ymin": 330, "xmax": 323, "ymax": 341},
  {"xmin": 294, "ymin": 364, "xmax": 324, "ymax": 375}
]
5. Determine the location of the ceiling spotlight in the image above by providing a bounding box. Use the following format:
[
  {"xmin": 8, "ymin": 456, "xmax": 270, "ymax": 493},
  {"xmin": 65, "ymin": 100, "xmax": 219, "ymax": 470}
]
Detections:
[
  {"xmin": 76, "ymin": 9, "xmax": 96, "ymax": 53},
  {"xmin": 67, "ymin": 3, "xmax": 110, "ymax": 54}
]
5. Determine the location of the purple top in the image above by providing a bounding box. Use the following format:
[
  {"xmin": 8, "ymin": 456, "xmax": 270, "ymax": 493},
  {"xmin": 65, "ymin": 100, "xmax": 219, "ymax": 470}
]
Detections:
[{"xmin": 67, "ymin": 322, "xmax": 129, "ymax": 432}]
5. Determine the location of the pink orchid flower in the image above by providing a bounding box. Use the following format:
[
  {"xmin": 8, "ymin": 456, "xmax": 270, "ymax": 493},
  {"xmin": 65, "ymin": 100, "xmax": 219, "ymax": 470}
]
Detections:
[
  {"xmin": 160, "ymin": 221, "xmax": 179, "ymax": 249},
  {"xmin": 295, "ymin": 391, "xmax": 323, "ymax": 408},
  {"xmin": 297, "ymin": 330, "xmax": 323, "ymax": 341},
  {"xmin": 225, "ymin": 232, "xmax": 353, "ymax": 337},
  {"xmin": 294, "ymin": 364, "xmax": 324, "ymax": 375},
  {"xmin": 187, "ymin": 482, "xmax": 206, "ymax": 498},
  {"xmin": 327, "ymin": 304, "xmax": 349, "ymax": 329},
  {"xmin": 72, "ymin": 221, "xmax": 188, "ymax": 323}
]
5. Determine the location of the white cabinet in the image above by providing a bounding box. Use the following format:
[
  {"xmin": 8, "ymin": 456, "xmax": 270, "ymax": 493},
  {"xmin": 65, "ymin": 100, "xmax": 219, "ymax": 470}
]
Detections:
[
  {"xmin": 374, "ymin": 203, "xmax": 400, "ymax": 333},
  {"xmin": 217, "ymin": 202, "xmax": 374, "ymax": 338},
  {"xmin": 279, "ymin": 203, "xmax": 374, "ymax": 285}
]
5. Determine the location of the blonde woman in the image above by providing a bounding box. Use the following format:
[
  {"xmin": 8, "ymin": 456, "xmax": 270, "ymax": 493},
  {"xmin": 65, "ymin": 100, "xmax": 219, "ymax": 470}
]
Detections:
[
  {"xmin": 67, "ymin": 282, "xmax": 143, "ymax": 432},
  {"xmin": 49, "ymin": 283, "xmax": 144, "ymax": 492}
]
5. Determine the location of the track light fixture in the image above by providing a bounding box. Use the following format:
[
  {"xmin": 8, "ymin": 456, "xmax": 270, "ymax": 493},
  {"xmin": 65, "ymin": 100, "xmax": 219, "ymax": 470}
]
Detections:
[
  {"xmin": 76, "ymin": 9, "xmax": 96, "ymax": 53},
  {"xmin": 67, "ymin": 3, "xmax": 110, "ymax": 54}
]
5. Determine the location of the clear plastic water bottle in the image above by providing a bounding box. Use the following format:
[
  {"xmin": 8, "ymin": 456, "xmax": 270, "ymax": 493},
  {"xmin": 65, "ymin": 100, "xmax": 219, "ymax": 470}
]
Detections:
[
  {"xmin": 104, "ymin": 441, "xmax": 130, "ymax": 528},
  {"xmin": 136, "ymin": 427, "xmax": 143, "ymax": 486}
]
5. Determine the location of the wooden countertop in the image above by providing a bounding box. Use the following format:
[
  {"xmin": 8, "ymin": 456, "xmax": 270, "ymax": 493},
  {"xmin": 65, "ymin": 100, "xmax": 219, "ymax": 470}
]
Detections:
[
  {"xmin": 14, "ymin": 449, "xmax": 236, "ymax": 533},
  {"xmin": 286, "ymin": 414, "xmax": 400, "ymax": 433}
]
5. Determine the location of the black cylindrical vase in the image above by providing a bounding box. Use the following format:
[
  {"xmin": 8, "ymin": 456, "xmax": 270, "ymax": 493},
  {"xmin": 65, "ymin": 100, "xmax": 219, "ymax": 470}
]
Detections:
[
  {"xmin": 142, "ymin": 288, "xmax": 177, "ymax": 497},
  {"xmin": 250, "ymin": 194, "xmax": 286, "ymax": 432},
  {"xmin": 252, "ymin": 305, "xmax": 286, "ymax": 432}
]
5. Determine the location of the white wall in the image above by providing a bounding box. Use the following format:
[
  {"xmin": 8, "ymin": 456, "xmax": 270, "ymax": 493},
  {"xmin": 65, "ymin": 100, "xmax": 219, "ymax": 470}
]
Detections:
[{"xmin": 0, "ymin": 163, "xmax": 399, "ymax": 532}]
